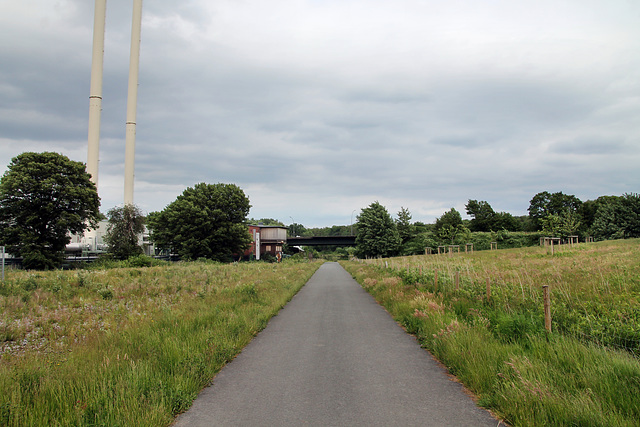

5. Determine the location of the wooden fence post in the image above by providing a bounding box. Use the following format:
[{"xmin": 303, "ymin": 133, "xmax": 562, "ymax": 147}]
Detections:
[
  {"xmin": 486, "ymin": 277, "xmax": 491, "ymax": 301},
  {"xmin": 455, "ymin": 271, "xmax": 460, "ymax": 291},
  {"xmin": 543, "ymin": 285, "xmax": 552, "ymax": 332},
  {"xmin": 434, "ymin": 269, "xmax": 438, "ymax": 292}
]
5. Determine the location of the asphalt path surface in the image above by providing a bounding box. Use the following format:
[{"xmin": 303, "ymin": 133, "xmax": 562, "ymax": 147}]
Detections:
[{"xmin": 173, "ymin": 262, "xmax": 501, "ymax": 426}]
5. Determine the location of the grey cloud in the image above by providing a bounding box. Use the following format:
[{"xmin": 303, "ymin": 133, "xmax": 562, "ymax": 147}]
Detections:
[
  {"xmin": 1, "ymin": 0, "xmax": 639, "ymax": 225},
  {"xmin": 550, "ymin": 138, "xmax": 629, "ymax": 156}
]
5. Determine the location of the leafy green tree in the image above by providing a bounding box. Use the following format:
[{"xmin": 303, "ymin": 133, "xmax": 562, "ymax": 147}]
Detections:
[
  {"xmin": 591, "ymin": 193, "xmax": 640, "ymax": 240},
  {"xmin": 147, "ymin": 183, "xmax": 252, "ymax": 262},
  {"xmin": 541, "ymin": 210, "xmax": 581, "ymax": 239},
  {"xmin": 434, "ymin": 208, "xmax": 470, "ymax": 244},
  {"xmin": 288, "ymin": 222, "xmax": 306, "ymax": 237},
  {"xmin": 355, "ymin": 201, "xmax": 401, "ymax": 258},
  {"xmin": 493, "ymin": 211, "xmax": 522, "ymax": 231},
  {"xmin": 0, "ymin": 152, "xmax": 101, "ymax": 269},
  {"xmin": 413, "ymin": 221, "xmax": 431, "ymax": 234},
  {"xmin": 465, "ymin": 200, "xmax": 495, "ymax": 232},
  {"xmin": 528, "ymin": 191, "xmax": 582, "ymax": 231},
  {"xmin": 104, "ymin": 204, "xmax": 145, "ymax": 259},
  {"xmin": 248, "ymin": 218, "xmax": 284, "ymax": 226},
  {"xmin": 580, "ymin": 195, "xmax": 623, "ymax": 233},
  {"xmin": 396, "ymin": 207, "xmax": 415, "ymax": 244}
]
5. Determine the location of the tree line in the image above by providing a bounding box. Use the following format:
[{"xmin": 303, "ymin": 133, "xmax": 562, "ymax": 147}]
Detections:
[
  {"xmin": 352, "ymin": 191, "xmax": 640, "ymax": 258},
  {"xmin": 0, "ymin": 152, "xmax": 253, "ymax": 269},
  {"xmin": 0, "ymin": 152, "xmax": 637, "ymax": 269}
]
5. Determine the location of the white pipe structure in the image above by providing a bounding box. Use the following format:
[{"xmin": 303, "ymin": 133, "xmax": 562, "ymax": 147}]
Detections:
[
  {"xmin": 87, "ymin": 0, "xmax": 107, "ymax": 188},
  {"xmin": 124, "ymin": 0, "xmax": 143, "ymax": 205}
]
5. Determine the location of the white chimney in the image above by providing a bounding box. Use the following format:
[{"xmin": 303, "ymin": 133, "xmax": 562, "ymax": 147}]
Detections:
[
  {"xmin": 124, "ymin": 0, "xmax": 143, "ymax": 205},
  {"xmin": 87, "ymin": 0, "xmax": 107, "ymax": 188}
]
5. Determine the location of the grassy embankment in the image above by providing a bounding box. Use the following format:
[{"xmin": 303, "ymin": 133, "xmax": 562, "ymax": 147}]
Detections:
[
  {"xmin": 0, "ymin": 259, "xmax": 322, "ymax": 426},
  {"xmin": 342, "ymin": 239, "xmax": 640, "ymax": 426}
]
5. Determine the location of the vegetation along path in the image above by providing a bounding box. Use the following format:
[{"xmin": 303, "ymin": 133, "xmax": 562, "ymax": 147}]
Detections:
[{"xmin": 173, "ymin": 262, "xmax": 500, "ymax": 426}]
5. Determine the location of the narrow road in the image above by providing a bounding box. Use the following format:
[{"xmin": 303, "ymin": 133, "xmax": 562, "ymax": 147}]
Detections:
[{"xmin": 173, "ymin": 262, "xmax": 500, "ymax": 426}]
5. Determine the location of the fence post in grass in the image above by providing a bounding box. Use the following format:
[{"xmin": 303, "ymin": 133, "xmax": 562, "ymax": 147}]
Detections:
[
  {"xmin": 550, "ymin": 239, "xmax": 554, "ymax": 256},
  {"xmin": 543, "ymin": 285, "xmax": 552, "ymax": 332},
  {"xmin": 434, "ymin": 269, "xmax": 438, "ymax": 292},
  {"xmin": 486, "ymin": 277, "xmax": 491, "ymax": 301},
  {"xmin": 455, "ymin": 271, "xmax": 460, "ymax": 291}
]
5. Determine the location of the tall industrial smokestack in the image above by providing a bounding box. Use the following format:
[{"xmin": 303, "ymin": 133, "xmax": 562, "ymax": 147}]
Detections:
[
  {"xmin": 87, "ymin": 0, "xmax": 107, "ymax": 188},
  {"xmin": 124, "ymin": 0, "xmax": 143, "ymax": 205}
]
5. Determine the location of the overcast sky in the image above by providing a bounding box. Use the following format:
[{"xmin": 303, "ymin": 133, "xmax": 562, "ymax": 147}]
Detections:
[{"xmin": 1, "ymin": 0, "xmax": 638, "ymax": 227}]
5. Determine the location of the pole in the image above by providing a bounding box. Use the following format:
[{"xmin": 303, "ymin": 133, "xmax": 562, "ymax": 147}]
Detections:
[
  {"xmin": 124, "ymin": 0, "xmax": 143, "ymax": 205},
  {"xmin": 434, "ymin": 269, "xmax": 438, "ymax": 292},
  {"xmin": 255, "ymin": 231, "xmax": 261, "ymax": 261},
  {"xmin": 351, "ymin": 210, "xmax": 356, "ymax": 235},
  {"xmin": 87, "ymin": 0, "xmax": 107, "ymax": 189},
  {"xmin": 1, "ymin": 246, "xmax": 5, "ymax": 281},
  {"xmin": 543, "ymin": 285, "xmax": 552, "ymax": 332}
]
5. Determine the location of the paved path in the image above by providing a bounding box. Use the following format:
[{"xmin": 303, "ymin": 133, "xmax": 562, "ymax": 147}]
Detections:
[{"xmin": 173, "ymin": 262, "xmax": 500, "ymax": 426}]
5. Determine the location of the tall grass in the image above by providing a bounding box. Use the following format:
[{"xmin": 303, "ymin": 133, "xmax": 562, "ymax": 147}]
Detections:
[
  {"xmin": 342, "ymin": 239, "xmax": 640, "ymax": 426},
  {"xmin": 0, "ymin": 260, "xmax": 322, "ymax": 426}
]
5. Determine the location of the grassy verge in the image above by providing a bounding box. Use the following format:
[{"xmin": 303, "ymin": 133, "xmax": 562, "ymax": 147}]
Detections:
[
  {"xmin": 0, "ymin": 260, "xmax": 322, "ymax": 426},
  {"xmin": 341, "ymin": 239, "xmax": 640, "ymax": 426}
]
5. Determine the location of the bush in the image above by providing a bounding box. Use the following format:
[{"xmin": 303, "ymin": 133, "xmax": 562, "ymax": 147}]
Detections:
[{"xmin": 124, "ymin": 255, "xmax": 155, "ymax": 268}]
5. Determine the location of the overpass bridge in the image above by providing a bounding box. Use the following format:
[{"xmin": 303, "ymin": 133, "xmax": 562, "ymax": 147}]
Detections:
[{"xmin": 287, "ymin": 235, "xmax": 356, "ymax": 246}]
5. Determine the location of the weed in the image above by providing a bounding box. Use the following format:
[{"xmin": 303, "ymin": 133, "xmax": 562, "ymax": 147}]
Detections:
[{"xmin": 97, "ymin": 287, "xmax": 114, "ymax": 300}]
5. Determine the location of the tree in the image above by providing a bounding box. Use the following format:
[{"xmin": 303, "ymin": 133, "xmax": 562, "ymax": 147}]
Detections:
[
  {"xmin": 0, "ymin": 152, "xmax": 101, "ymax": 269},
  {"xmin": 434, "ymin": 208, "xmax": 468, "ymax": 244},
  {"xmin": 248, "ymin": 218, "xmax": 284, "ymax": 226},
  {"xmin": 541, "ymin": 210, "xmax": 581, "ymax": 239},
  {"xmin": 493, "ymin": 211, "xmax": 522, "ymax": 231},
  {"xmin": 355, "ymin": 201, "xmax": 401, "ymax": 258},
  {"xmin": 104, "ymin": 204, "xmax": 145, "ymax": 259},
  {"xmin": 147, "ymin": 183, "xmax": 251, "ymax": 262},
  {"xmin": 288, "ymin": 222, "xmax": 306, "ymax": 237},
  {"xmin": 528, "ymin": 191, "xmax": 582, "ymax": 231},
  {"xmin": 465, "ymin": 200, "xmax": 495, "ymax": 232},
  {"xmin": 591, "ymin": 193, "xmax": 640, "ymax": 240},
  {"xmin": 396, "ymin": 207, "xmax": 415, "ymax": 244}
]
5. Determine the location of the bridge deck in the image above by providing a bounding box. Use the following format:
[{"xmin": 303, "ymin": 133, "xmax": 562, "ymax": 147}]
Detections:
[{"xmin": 287, "ymin": 236, "xmax": 356, "ymax": 246}]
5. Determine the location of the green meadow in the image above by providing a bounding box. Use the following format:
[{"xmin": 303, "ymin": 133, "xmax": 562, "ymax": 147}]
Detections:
[
  {"xmin": 342, "ymin": 239, "xmax": 640, "ymax": 426},
  {"xmin": 0, "ymin": 260, "xmax": 321, "ymax": 426}
]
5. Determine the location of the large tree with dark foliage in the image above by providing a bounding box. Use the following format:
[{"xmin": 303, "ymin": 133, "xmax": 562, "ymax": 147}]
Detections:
[
  {"xmin": 0, "ymin": 152, "xmax": 101, "ymax": 269},
  {"xmin": 104, "ymin": 204, "xmax": 145, "ymax": 259},
  {"xmin": 434, "ymin": 208, "xmax": 467, "ymax": 244},
  {"xmin": 465, "ymin": 200, "xmax": 496, "ymax": 232},
  {"xmin": 147, "ymin": 183, "xmax": 252, "ymax": 261},
  {"xmin": 591, "ymin": 193, "xmax": 640, "ymax": 240},
  {"xmin": 355, "ymin": 201, "xmax": 401, "ymax": 258},
  {"xmin": 528, "ymin": 191, "xmax": 582, "ymax": 231},
  {"xmin": 396, "ymin": 206, "xmax": 415, "ymax": 244},
  {"xmin": 466, "ymin": 200, "xmax": 521, "ymax": 232}
]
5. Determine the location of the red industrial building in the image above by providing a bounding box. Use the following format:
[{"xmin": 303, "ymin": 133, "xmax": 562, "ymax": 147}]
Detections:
[{"xmin": 246, "ymin": 225, "xmax": 288, "ymax": 260}]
